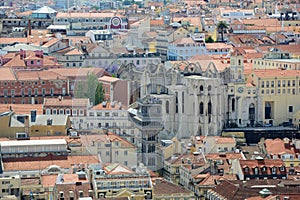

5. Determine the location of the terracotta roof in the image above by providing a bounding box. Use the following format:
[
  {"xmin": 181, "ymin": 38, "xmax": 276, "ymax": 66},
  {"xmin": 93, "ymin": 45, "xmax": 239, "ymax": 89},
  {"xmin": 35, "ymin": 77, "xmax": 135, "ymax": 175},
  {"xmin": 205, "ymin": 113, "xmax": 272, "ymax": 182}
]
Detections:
[
  {"xmin": 198, "ymin": 174, "xmax": 237, "ymax": 186},
  {"xmin": 206, "ymin": 153, "xmax": 243, "ymax": 160},
  {"xmin": 41, "ymin": 175, "xmax": 57, "ymax": 188},
  {"xmin": 153, "ymin": 179, "xmax": 192, "ymax": 196},
  {"xmin": 0, "ymin": 104, "xmax": 43, "ymax": 115},
  {"xmin": 0, "ymin": 68, "xmax": 16, "ymax": 81},
  {"xmin": 64, "ymin": 48, "xmax": 84, "ymax": 55},
  {"xmin": 240, "ymin": 159, "xmax": 285, "ymax": 168},
  {"xmin": 253, "ymin": 69, "xmax": 300, "ymax": 78},
  {"xmin": 205, "ymin": 43, "xmax": 233, "ymax": 50},
  {"xmin": 98, "ymin": 75, "xmax": 119, "ymax": 83},
  {"xmin": 166, "ymin": 153, "xmax": 206, "ymax": 166},
  {"xmin": 80, "ymin": 132, "xmax": 136, "ymax": 148},
  {"xmin": 173, "ymin": 37, "xmax": 195, "ymax": 45},
  {"xmin": 42, "ymin": 38, "xmax": 60, "ymax": 47},
  {"xmin": 102, "ymin": 163, "xmax": 134, "ymax": 175},
  {"xmin": 15, "ymin": 70, "xmax": 66, "ymax": 81},
  {"xmin": 150, "ymin": 19, "xmax": 164, "ymax": 26},
  {"xmin": 2, "ymin": 155, "xmax": 100, "ymax": 171},
  {"xmin": 43, "ymin": 98, "xmax": 90, "ymax": 107},
  {"xmin": 265, "ymin": 138, "xmax": 295, "ymax": 155},
  {"xmin": 0, "ymin": 37, "xmax": 28, "ymax": 44}
]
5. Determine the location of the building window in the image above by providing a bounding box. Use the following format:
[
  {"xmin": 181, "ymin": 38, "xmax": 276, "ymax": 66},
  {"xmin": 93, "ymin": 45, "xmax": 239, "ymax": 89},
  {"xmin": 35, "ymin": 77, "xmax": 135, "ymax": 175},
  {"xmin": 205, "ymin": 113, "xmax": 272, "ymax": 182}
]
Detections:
[
  {"xmin": 66, "ymin": 109, "xmax": 70, "ymax": 115},
  {"xmin": 254, "ymin": 167, "xmax": 259, "ymax": 175},
  {"xmin": 28, "ymin": 88, "xmax": 32, "ymax": 96},
  {"xmin": 277, "ymin": 80, "xmax": 281, "ymax": 87},
  {"xmin": 200, "ymin": 85, "xmax": 204, "ymax": 92},
  {"xmin": 50, "ymin": 88, "xmax": 54, "ymax": 95},
  {"xmin": 52, "ymin": 109, "xmax": 57, "ymax": 115},
  {"xmin": 42, "ymin": 88, "xmax": 46, "ymax": 96},
  {"xmin": 166, "ymin": 101, "xmax": 169, "ymax": 114},
  {"xmin": 124, "ymin": 150, "xmax": 128, "ymax": 156},
  {"xmin": 289, "ymin": 106, "xmax": 293, "ymax": 112},
  {"xmin": 46, "ymin": 109, "xmax": 51, "ymax": 115},
  {"xmin": 232, "ymin": 98, "xmax": 235, "ymax": 112},
  {"xmin": 59, "ymin": 109, "xmax": 64, "ymax": 115},
  {"xmin": 11, "ymin": 89, "xmax": 15, "ymax": 97},
  {"xmin": 79, "ymin": 109, "xmax": 84, "ymax": 116},
  {"xmin": 272, "ymin": 167, "xmax": 277, "ymax": 174},
  {"xmin": 72, "ymin": 109, "xmax": 77, "ymax": 116},
  {"xmin": 208, "ymin": 101, "xmax": 212, "ymax": 115},
  {"xmin": 200, "ymin": 102, "xmax": 204, "ymax": 115},
  {"xmin": 34, "ymin": 88, "xmax": 38, "ymax": 96}
]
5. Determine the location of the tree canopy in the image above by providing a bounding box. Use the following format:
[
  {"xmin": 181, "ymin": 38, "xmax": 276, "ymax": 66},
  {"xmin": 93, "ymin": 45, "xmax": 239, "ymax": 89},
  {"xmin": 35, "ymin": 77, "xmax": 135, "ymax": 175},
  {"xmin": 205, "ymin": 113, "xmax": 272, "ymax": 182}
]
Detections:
[
  {"xmin": 74, "ymin": 72, "xmax": 105, "ymax": 106},
  {"xmin": 217, "ymin": 21, "xmax": 228, "ymax": 42}
]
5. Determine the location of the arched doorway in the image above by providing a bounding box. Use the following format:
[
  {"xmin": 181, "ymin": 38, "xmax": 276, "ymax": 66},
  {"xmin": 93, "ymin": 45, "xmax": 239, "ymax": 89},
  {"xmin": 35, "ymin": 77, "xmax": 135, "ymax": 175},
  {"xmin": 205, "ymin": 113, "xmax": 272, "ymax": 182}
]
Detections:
[
  {"xmin": 265, "ymin": 102, "xmax": 272, "ymax": 119},
  {"xmin": 249, "ymin": 103, "xmax": 255, "ymax": 127}
]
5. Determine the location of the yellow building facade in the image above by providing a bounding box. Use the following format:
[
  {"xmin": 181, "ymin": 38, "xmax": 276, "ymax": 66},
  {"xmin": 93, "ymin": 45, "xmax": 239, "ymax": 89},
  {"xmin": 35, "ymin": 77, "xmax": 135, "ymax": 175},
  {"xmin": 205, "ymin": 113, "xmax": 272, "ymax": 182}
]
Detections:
[{"xmin": 252, "ymin": 69, "xmax": 300, "ymax": 125}]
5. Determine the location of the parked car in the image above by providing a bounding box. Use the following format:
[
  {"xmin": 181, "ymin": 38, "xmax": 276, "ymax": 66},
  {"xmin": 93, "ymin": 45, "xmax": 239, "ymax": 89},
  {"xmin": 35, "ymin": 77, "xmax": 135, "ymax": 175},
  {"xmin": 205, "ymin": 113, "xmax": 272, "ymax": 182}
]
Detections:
[{"xmin": 279, "ymin": 121, "xmax": 293, "ymax": 127}]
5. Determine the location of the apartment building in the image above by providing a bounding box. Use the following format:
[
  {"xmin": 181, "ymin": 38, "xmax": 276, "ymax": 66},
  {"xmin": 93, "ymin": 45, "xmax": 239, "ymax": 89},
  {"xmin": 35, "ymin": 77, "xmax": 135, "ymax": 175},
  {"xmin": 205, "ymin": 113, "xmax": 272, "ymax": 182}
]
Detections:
[
  {"xmin": 43, "ymin": 97, "xmax": 91, "ymax": 117},
  {"xmin": 252, "ymin": 69, "xmax": 300, "ymax": 125},
  {"xmin": 79, "ymin": 132, "xmax": 138, "ymax": 168},
  {"xmin": 89, "ymin": 163, "xmax": 153, "ymax": 199},
  {"xmin": 53, "ymin": 12, "xmax": 128, "ymax": 36},
  {"xmin": 0, "ymin": 68, "xmax": 69, "ymax": 105}
]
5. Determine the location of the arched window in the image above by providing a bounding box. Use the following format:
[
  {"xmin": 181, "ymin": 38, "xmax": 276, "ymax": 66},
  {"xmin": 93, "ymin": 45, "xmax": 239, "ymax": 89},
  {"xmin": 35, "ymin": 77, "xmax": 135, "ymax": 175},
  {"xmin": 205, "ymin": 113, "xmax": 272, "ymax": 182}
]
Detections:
[
  {"xmin": 232, "ymin": 98, "xmax": 235, "ymax": 112},
  {"xmin": 238, "ymin": 59, "xmax": 241, "ymax": 65},
  {"xmin": 200, "ymin": 85, "xmax": 204, "ymax": 93},
  {"xmin": 199, "ymin": 102, "xmax": 204, "ymax": 115},
  {"xmin": 208, "ymin": 85, "xmax": 212, "ymax": 91},
  {"xmin": 208, "ymin": 101, "xmax": 212, "ymax": 115},
  {"xmin": 166, "ymin": 101, "xmax": 169, "ymax": 114}
]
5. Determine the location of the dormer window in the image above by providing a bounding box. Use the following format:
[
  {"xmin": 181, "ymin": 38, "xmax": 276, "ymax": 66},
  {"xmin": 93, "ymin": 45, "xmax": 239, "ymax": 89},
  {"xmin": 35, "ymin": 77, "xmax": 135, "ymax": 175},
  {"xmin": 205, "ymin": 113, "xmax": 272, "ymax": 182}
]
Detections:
[
  {"xmin": 280, "ymin": 166, "xmax": 285, "ymax": 171},
  {"xmin": 262, "ymin": 166, "xmax": 266, "ymax": 172},
  {"xmin": 272, "ymin": 167, "xmax": 277, "ymax": 174},
  {"xmin": 244, "ymin": 167, "xmax": 249, "ymax": 173},
  {"xmin": 254, "ymin": 167, "xmax": 259, "ymax": 175}
]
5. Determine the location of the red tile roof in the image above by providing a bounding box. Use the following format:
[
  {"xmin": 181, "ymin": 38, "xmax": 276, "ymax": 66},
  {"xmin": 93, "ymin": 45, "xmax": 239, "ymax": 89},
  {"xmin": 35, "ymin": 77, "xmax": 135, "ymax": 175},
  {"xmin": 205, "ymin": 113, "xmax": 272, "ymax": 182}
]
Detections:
[
  {"xmin": 43, "ymin": 98, "xmax": 90, "ymax": 107},
  {"xmin": 253, "ymin": 69, "xmax": 300, "ymax": 78},
  {"xmin": 0, "ymin": 104, "xmax": 43, "ymax": 115},
  {"xmin": 2, "ymin": 155, "xmax": 100, "ymax": 171}
]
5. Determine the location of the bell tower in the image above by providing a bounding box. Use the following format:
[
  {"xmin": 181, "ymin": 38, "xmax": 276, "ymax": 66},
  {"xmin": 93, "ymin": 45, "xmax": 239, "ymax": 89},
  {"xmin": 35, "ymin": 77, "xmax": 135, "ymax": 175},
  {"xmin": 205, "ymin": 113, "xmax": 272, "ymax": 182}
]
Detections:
[{"xmin": 230, "ymin": 49, "xmax": 245, "ymax": 83}]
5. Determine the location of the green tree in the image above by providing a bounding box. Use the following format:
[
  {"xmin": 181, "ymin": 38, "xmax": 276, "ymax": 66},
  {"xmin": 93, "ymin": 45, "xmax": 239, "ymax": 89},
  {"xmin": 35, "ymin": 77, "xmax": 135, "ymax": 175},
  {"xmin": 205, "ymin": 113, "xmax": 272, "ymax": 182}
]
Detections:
[
  {"xmin": 217, "ymin": 21, "xmax": 228, "ymax": 42},
  {"xmin": 74, "ymin": 72, "xmax": 105, "ymax": 106},
  {"xmin": 74, "ymin": 82, "xmax": 85, "ymax": 98},
  {"xmin": 95, "ymin": 83, "xmax": 105, "ymax": 105},
  {"xmin": 86, "ymin": 72, "xmax": 98, "ymax": 105},
  {"xmin": 205, "ymin": 36, "xmax": 214, "ymax": 43}
]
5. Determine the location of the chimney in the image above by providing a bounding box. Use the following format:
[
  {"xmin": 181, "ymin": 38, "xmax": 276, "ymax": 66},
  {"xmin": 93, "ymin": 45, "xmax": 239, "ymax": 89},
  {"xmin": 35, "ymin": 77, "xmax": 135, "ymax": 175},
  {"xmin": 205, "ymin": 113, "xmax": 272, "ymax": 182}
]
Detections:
[{"xmin": 30, "ymin": 110, "xmax": 37, "ymax": 122}]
